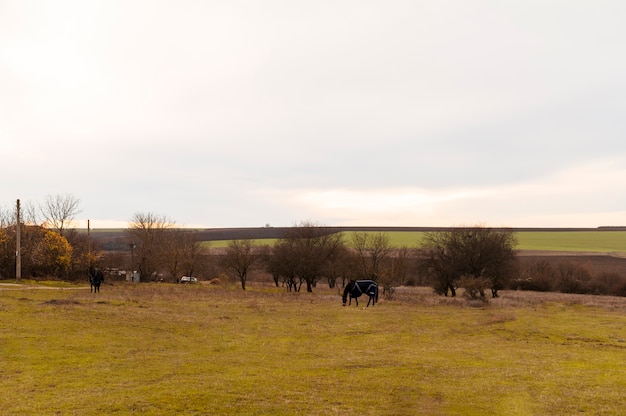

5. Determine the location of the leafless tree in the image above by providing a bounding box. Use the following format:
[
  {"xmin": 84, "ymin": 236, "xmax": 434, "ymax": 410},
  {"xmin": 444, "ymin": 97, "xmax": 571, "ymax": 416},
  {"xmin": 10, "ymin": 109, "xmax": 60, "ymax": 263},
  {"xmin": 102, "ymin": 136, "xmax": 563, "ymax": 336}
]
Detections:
[
  {"xmin": 377, "ymin": 246, "xmax": 413, "ymax": 298},
  {"xmin": 22, "ymin": 201, "xmax": 39, "ymax": 226},
  {"xmin": 161, "ymin": 230, "xmax": 203, "ymax": 281},
  {"xmin": 351, "ymin": 232, "xmax": 392, "ymax": 281},
  {"xmin": 287, "ymin": 221, "xmax": 345, "ymax": 292},
  {"xmin": 258, "ymin": 245, "xmax": 280, "ymax": 287},
  {"xmin": 220, "ymin": 239, "xmax": 259, "ymax": 290},
  {"xmin": 266, "ymin": 221, "xmax": 345, "ymax": 292},
  {"xmin": 40, "ymin": 194, "xmax": 81, "ymax": 235},
  {"xmin": 0, "ymin": 207, "xmax": 13, "ymax": 229},
  {"xmin": 322, "ymin": 242, "xmax": 351, "ymax": 289},
  {"xmin": 420, "ymin": 227, "xmax": 518, "ymax": 298},
  {"xmin": 0, "ymin": 201, "xmax": 38, "ymax": 227},
  {"xmin": 268, "ymin": 238, "xmax": 302, "ymax": 291},
  {"xmin": 126, "ymin": 212, "xmax": 174, "ymax": 281}
]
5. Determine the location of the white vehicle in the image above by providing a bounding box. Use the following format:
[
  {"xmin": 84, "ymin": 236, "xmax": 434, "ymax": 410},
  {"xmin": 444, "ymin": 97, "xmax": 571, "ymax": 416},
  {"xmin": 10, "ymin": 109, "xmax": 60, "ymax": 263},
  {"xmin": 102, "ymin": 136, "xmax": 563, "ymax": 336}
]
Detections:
[{"xmin": 179, "ymin": 276, "xmax": 198, "ymax": 283}]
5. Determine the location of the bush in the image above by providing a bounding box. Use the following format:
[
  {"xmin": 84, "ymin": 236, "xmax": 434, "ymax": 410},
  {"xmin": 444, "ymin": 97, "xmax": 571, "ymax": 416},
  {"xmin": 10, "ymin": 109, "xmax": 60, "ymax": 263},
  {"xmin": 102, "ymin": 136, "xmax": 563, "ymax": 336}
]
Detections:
[
  {"xmin": 404, "ymin": 277, "xmax": 417, "ymax": 287},
  {"xmin": 613, "ymin": 280, "xmax": 626, "ymax": 297},
  {"xmin": 458, "ymin": 276, "xmax": 490, "ymax": 299},
  {"xmin": 516, "ymin": 260, "xmax": 626, "ymax": 297},
  {"xmin": 589, "ymin": 272, "xmax": 626, "ymax": 296},
  {"xmin": 516, "ymin": 260, "xmax": 555, "ymax": 292},
  {"xmin": 557, "ymin": 262, "xmax": 592, "ymax": 294}
]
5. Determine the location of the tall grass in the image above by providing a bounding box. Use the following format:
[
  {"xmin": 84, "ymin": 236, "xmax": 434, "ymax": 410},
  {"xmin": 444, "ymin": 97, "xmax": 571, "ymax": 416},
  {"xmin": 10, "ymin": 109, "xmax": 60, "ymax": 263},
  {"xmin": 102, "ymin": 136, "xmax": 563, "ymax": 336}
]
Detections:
[{"xmin": 2, "ymin": 282, "xmax": 626, "ymax": 415}]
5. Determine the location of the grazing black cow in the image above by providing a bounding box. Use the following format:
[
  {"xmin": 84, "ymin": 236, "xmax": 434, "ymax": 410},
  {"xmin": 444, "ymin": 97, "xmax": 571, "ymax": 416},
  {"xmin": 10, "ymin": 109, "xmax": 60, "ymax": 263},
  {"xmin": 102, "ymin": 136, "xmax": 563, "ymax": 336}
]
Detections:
[
  {"xmin": 89, "ymin": 266, "xmax": 104, "ymax": 293},
  {"xmin": 342, "ymin": 280, "xmax": 378, "ymax": 307}
]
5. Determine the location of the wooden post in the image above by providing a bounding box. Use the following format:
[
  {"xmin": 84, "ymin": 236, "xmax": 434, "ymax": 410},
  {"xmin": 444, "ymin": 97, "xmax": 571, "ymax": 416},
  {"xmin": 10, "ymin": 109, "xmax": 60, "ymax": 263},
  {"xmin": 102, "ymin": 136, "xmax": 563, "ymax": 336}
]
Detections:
[{"xmin": 16, "ymin": 199, "xmax": 21, "ymax": 282}]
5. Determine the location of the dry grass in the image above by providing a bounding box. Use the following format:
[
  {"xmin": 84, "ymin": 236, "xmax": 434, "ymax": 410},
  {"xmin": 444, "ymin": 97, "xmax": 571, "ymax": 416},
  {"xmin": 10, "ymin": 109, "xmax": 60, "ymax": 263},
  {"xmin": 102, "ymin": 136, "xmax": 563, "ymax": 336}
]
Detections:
[{"xmin": 1, "ymin": 282, "xmax": 626, "ymax": 415}]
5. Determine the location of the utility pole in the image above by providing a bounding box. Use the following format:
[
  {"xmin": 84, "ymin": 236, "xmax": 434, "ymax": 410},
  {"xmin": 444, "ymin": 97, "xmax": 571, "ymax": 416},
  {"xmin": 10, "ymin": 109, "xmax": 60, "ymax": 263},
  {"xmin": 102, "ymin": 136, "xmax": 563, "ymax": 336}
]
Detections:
[
  {"xmin": 16, "ymin": 199, "xmax": 21, "ymax": 282},
  {"xmin": 87, "ymin": 219, "xmax": 91, "ymax": 264}
]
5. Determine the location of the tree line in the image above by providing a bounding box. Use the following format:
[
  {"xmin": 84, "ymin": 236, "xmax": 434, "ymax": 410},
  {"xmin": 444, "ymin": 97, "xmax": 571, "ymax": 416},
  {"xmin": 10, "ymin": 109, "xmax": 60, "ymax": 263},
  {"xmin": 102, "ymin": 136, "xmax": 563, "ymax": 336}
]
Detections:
[
  {"xmin": 216, "ymin": 223, "xmax": 626, "ymax": 298},
  {"xmin": 3, "ymin": 196, "xmax": 626, "ymax": 298},
  {"xmin": 221, "ymin": 221, "xmax": 412, "ymax": 294}
]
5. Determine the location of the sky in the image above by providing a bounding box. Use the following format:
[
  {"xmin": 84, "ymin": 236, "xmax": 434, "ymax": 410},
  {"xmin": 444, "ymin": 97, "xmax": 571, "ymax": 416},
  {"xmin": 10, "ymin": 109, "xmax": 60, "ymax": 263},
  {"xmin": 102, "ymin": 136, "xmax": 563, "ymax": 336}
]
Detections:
[{"xmin": 2, "ymin": 0, "xmax": 626, "ymax": 229}]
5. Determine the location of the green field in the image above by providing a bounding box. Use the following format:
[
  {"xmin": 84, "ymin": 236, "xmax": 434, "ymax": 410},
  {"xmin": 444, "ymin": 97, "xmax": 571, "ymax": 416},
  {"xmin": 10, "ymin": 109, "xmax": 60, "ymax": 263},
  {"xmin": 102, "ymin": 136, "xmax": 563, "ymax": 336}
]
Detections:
[
  {"xmin": 348, "ymin": 231, "xmax": 626, "ymax": 253},
  {"xmin": 2, "ymin": 282, "xmax": 626, "ymax": 415},
  {"xmin": 515, "ymin": 231, "xmax": 626, "ymax": 252},
  {"xmin": 205, "ymin": 231, "xmax": 626, "ymax": 253}
]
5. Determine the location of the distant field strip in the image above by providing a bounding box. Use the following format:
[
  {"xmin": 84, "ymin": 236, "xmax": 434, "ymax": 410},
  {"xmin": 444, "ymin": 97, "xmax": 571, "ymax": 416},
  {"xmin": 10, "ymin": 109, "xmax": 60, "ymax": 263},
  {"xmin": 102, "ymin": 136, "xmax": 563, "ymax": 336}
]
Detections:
[
  {"xmin": 203, "ymin": 231, "xmax": 626, "ymax": 253},
  {"xmin": 366, "ymin": 231, "xmax": 626, "ymax": 252},
  {"xmin": 515, "ymin": 231, "xmax": 626, "ymax": 252}
]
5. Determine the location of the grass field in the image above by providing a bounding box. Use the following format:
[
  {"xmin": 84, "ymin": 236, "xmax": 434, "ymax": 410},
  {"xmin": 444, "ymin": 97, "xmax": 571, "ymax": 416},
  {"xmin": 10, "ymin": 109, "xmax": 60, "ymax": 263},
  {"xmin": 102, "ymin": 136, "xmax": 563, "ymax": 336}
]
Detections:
[
  {"xmin": 205, "ymin": 231, "xmax": 626, "ymax": 253},
  {"xmin": 515, "ymin": 231, "xmax": 626, "ymax": 252},
  {"xmin": 2, "ymin": 281, "xmax": 626, "ymax": 415}
]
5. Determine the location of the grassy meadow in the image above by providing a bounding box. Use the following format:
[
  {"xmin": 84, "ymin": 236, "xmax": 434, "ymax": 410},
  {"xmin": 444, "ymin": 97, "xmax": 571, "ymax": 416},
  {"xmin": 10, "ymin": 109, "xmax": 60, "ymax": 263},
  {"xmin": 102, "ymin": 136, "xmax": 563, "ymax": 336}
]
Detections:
[{"xmin": 2, "ymin": 281, "xmax": 626, "ymax": 415}]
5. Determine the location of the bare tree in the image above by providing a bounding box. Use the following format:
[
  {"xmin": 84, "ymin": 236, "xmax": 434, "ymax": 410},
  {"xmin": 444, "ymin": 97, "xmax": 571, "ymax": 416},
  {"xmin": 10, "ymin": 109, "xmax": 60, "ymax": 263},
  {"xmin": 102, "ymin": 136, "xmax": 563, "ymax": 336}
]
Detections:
[
  {"xmin": 126, "ymin": 212, "xmax": 174, "ymax": 281},
  {"xmin": 351, "ymin": 232, "xmax": 392, "ymax": 281},
  {"xmin": 40, "ymin": 194, "xmax": 81, "ymax": 235},
  {"xmin": 287, "ymin": 221, "xmax": 344, "ymax": 292},
  {"xmin": 266, "ymin": 221, "xmax": 345, "ymax": 292},
  {"xmin": 160, "ymin": 229, "xmax": 203, "ymax": 282},
  {"xmin": 22, "ymin": 201, "xmax": 39, "ymax": 226},
  {"xmin": 377, "ymin": 246, "xmax": 412, "ymax": 298},
  {"xmin": 420, "ymin": 227, "xmax": 518, "ymax": 298},
  {"xmin": 322, "ymin": 242, "xmax": 350, "ymax": 289},
  {"xmin": 258, "ymin": 245, "xmax": 280, "ymax": 287},
  {"xmin": 220, "ymin": 239, "xmax": 259, "ymax": 290},
  {"xmin": 1, "ymin": 201, "xmax": 38, "ymax": 227},
  {"xmin": 0, "ymin": 206, "xmax": 13, "ymax": 228},
  {"xmin": 268, "ymin": 238, "xmax": 302, "ymax": 291},
  {"xmin": 349, "ymin": 232, "xmax": 412, "ymax": 297}
]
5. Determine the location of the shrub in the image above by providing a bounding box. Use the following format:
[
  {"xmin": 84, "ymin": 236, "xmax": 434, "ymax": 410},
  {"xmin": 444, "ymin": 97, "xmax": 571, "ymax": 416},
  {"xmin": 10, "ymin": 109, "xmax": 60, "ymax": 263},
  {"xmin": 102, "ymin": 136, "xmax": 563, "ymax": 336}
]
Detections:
[
  {"xmin": 404, "ymin": 277, "xmax": 417, "ymax": 287},
  {"xmin": 458, "ymin": 275, "xmax": 490, "ymax": 299},
  {"xmin": 516, "ymin": 260, "xmax": 555, "ymax": 292},
  {"xmin": 557, "ymin": 262, "xmax": 592, "ymax": 294},
  {"xmin": 613, "ymin": 280, "xmax": 626, "ymax": 297},
  {"xmin": 589, "ymin": 272, "xmax": 626, "ymax": 296}
]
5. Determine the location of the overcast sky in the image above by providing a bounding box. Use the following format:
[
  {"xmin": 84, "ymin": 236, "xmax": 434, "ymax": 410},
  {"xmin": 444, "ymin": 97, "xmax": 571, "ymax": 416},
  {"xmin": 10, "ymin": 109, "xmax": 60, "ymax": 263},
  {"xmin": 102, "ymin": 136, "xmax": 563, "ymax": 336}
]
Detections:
[{"xmin": 2, "ymin": 1, "xmax": 626, "ymax": 228}]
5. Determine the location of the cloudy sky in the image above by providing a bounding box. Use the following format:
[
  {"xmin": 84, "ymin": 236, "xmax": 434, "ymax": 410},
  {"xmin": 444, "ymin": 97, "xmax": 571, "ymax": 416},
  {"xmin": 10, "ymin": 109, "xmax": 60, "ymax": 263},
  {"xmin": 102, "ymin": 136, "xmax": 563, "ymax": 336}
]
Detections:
[{"xmin": 2, "ymin": 1, "xmax": 626, "ymax": 228}]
